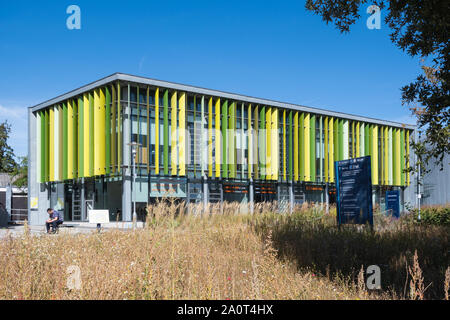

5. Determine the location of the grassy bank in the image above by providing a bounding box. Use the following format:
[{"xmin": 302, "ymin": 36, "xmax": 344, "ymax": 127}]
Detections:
[{"xmin": 0, "ymin": 201, "xmax": 448, "ymax": 300}]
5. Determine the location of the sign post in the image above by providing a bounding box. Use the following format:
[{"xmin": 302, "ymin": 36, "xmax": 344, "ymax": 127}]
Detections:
[
  {"xmin": 385, "ymin": 190, "xmax": 400, "ymax": 218},
  {"xmin": 335, "ymin": 156, "xmax": 373, "ymax": 228},
  {"xmin": 88, "ymin": 210, "xmax": 110, "ymax": 233}
]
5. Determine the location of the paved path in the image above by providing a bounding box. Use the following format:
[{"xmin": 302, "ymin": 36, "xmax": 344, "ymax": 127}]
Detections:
[{"xmin": 0, "ymin": 222, "xmax": 146, "ymax": 238}]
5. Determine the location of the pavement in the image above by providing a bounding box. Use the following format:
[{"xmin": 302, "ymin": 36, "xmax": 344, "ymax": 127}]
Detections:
[{"xmin": 0, "ymin": 221, "xmax": 146, "ymax": 238}]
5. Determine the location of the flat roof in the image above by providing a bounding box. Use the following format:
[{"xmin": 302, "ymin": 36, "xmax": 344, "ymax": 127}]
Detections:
[{"xmin": 30, "ymin": 72, "xmax": 416, "ymax": 130}]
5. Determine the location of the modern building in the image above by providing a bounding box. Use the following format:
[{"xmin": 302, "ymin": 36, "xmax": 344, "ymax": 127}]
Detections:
[{"xmin": 27, "ymin": 73, "xmax": 417, "ymax": 224}]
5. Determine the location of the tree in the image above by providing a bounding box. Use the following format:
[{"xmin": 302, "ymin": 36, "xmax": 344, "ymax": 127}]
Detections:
[
  {"xmin": 305, "ymin": 0, "xmax": 449, "ymax": 172},
  {"xmin": 0, "ymin": 121, "xmax": 17, "ymax": 173},
  {"xmin": 12, "ymin": 156, "xmax": 28, "ymax": 190}
]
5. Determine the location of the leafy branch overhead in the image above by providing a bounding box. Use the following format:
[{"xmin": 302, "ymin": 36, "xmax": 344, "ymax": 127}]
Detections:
[{"xmin": 306, "ymin": 0, "xmax": 449, "ymax": 171}]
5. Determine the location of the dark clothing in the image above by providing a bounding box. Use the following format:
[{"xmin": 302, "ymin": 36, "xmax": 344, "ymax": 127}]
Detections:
[
  {"xmin": 46, "ymin": 220, "xmax": 63, "ymax": 232},
  {"xmin": 47, "ymin": 209, "xmax": 63, "ymax": 233},
  {"xmin": 51, "ymin": 210, "xmax": 63, "ymax": 222}
]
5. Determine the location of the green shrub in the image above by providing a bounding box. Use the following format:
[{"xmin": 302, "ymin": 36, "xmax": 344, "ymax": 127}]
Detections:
[{"xmin": 410, "ymin": 205, "xmax": 450, "ymax": 226}]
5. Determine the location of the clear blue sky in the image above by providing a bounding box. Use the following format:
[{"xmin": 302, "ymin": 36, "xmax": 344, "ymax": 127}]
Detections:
[{"xmin": 0, "ymin": 0, "xmax": 419, "ymax": 158}]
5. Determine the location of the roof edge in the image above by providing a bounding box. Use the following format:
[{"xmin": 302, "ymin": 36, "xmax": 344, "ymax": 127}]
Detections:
[{"xmin": 29, "ymin": 72, "xmax": 416, "ymax": 130}]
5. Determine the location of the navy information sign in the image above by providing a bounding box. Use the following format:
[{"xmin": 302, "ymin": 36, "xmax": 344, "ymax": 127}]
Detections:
[
  {"xmin": 335, "ymin": 156, "xmax": 373, "ymax": 227},
  {"xmin": 385, "ymin": 190, "xmax": 400, "ymax": 218}
]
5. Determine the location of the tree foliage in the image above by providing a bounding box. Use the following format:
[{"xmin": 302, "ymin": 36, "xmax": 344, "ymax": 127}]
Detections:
[
  {"xmin": 0, "ymin": 121, "xmax": 17, "ymax": 173},
  {"xmin": 306, "ymin": 0, "xmax": 449, "ymax": 172},
  {"xmin": 12, "ymin": 156, "xmax": 28, "ymax": 189}
]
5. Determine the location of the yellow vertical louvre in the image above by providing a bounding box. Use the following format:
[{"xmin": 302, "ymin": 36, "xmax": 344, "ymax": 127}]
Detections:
[
  {"xmin": 356, "ymin": 122, "xmax": 360, "ymax": 157},
  {"xmin": 93, "ymin": 89, "xmax": 103, "ymax": 176},
  {"xmin": 395, "ymin": 128, "xmax": 401, "ymax": 186},
  {"xmin": 58, "ymin": 104, "xmax": 63, "ymax": 180},
  {"xmin": 215, "ymin": 98, "xmax": 221, "ymax": 178},
  {"xmin": 154, "ymin": 88, "xmax": 160, "ymax": 175},
  {"xmin": 178, "ymin": 92, "xmax": 186, "ymax": 176},
  {"xmin": 83, "ymin": 93, "xmax": 90, "ymax": 177},
  {"xmin": 53, "ymin": 105, "xmax": 60, "ymax": 181},
  {"xmin": 171, "ymin": 91, "xmax": 178, "ymax": 176},
  {"xmin": 99, "ymin": 88, "xmax": 106, "ymax": 175},
  {"xmin": 352, "ymin": 121, "xmax": 355, "ymax": 158},
  {"xmin": 208, "ymin": 97, "xmax": 213, "ymax": 177}
]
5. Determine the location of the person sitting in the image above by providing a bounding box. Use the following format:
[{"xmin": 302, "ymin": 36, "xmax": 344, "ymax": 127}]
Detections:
[{"xmin": 46, "ymin": 208, "xmax": 63, "ymax": 233}]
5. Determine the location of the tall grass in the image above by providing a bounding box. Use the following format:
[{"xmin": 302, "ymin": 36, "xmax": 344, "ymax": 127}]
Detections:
[
  {"xmin": 250, "ymin": 203, "xmax": 449, "ymax": 300},
  {"xmin": 0, "ymin": 200, "xmax": 448, "ymax": 300}
]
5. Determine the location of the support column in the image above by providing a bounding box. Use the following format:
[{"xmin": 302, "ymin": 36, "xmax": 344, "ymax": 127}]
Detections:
[
  {"xmin": 6, "ymin": 185, "xmax": 11, "ymax": 222},
  {"xmin": 289, "ymin": 181, "xmax": 293, "ymax": 213},
  {"xmin": 220, "ymin": 181, "xmax": 224, "ymax": 214},
  {"xmin": 249, "ymin": 179, "xmax": 254, "ymax": 214},
  {"xmin": 203, "ymin": 175, "xmax": 208, "ymax": 213},
  {"xmin": 81, "ymin": 178, "xmax": 86, "ymax": 221},
  {"xmin": 122, "ymin": 84, "xmax": 132, "ymax": 221},
  {"xmin": 325, "ymin": 183, "xmax": 329, "ymax": 214}
]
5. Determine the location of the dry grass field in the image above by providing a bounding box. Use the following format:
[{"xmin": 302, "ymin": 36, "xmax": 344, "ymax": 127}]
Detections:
[{"xmin": 0, "ymin": 201, "xmax": 448, "ymax": 300}]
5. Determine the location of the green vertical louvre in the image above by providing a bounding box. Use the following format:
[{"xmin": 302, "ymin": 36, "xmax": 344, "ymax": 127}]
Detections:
[
  {"xmin": 338, "ymin": 119, "xmax": 343, "ymax": 161},
  {"xmin": 400, "ymin": 129, "xmax": 405, "ymax": 185},
  {"xmin": 364, "ymin": 124, "xmax": 370, "ymax": 156},
  {"xmin": 105, "ymin": 86, "xmax": 111, "ymax": 175},
  {"xmin": 254, "ymin": 105, "xmax": 259, "ymax": 179},
  {"xmin": 78, "ymin": 97, "xmax": 84, "ymax": 177},
  {"xmin": 368, "ymin": 124, "xmax": 373, "ymax": 164},
  {"xmin": 221, "ymin": 100, "xmax": 228, "ymax": 178},
  {"xmin": 259, "ymin": 106, "xmax": 265, "ymax": 179},
  {"xmin": 73, "ymin": 99, "xmax": 78, "ymax": 178},
  {"xmin": 299, "ymin": 112, "xmax": 304, "ymax": 180},
  {"xmin": 333, "ymin": 118, "xmax": 338, "ymax": 163},
  {"xmin": 330, "ymin": 118, "xmax": 339, "ymax": 166},
  {"xmin": 310, "ymin": 114, "xmax": 316, "ymax": 182},
  {"xmin": 163, "ymin": 89, "xmax": 169, "ymax": 175},
  {"xmin": 89, "ymin": 92, "xmax": 94, "ymax": 177},
  {"xmin": 319, "ymin": 116, "xmax": 323, "ymax": 182},
  {"xmin": 288, "ymin": 111, "xmax": 293, "ymax": 181},
  {"xmin": 228, "ymin": 101, "xmax": 236, "ymax": 178},
  {"xmin": 62, "ymin": 102, "xmax": 68, "ymax": 180}
]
